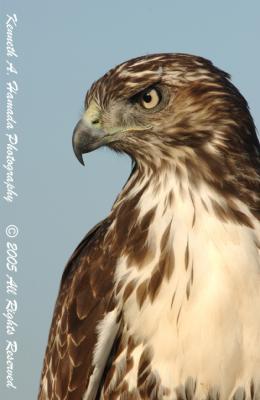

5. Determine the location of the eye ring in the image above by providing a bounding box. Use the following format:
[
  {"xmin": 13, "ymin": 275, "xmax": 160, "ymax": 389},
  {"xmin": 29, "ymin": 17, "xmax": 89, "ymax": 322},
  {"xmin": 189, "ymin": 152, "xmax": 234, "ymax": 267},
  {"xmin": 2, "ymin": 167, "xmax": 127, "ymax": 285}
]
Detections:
[{"xmin": 139, "ymin": 87, "xmax": 161, "ymax": 109}]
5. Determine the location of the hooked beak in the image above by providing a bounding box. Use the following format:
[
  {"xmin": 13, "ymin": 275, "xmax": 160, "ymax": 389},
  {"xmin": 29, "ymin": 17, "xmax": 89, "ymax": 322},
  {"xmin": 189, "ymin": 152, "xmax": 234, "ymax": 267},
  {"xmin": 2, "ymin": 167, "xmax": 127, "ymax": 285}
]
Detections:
[{"xmin": 72, "ymin": 119, "xmax": 108, "ymax": 165}]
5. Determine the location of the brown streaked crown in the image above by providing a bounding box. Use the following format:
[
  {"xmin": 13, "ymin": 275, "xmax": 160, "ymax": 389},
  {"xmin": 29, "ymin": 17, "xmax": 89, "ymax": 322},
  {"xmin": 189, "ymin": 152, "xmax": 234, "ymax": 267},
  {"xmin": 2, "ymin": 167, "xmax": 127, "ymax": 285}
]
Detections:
[{"xmin": 83, "ymin": 54, "xmax": 257, "ymax": 164}]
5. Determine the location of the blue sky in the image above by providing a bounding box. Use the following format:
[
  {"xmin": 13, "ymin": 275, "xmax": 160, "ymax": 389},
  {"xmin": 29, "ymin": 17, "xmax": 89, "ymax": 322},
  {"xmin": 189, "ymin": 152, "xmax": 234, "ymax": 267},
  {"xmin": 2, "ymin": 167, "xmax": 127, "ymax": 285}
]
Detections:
[{"xmin": 0, "ymin": 1, "xmax": 259, "ymax": 398}]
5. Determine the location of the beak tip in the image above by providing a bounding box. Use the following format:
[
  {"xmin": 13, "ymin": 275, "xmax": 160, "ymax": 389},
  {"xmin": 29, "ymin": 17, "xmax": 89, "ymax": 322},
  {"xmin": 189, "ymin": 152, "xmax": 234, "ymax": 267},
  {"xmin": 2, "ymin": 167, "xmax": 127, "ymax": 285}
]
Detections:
[
  {"xmin": 72, "ymin": 135, "xmax": 85, "ymax": 166},
  {"xmin": 73, "ymin": 148, "xmax": 85, "ymax": 166},
  {"xmin": 78, "ymin": 155, "xmax": 85, "ymax": 166}
]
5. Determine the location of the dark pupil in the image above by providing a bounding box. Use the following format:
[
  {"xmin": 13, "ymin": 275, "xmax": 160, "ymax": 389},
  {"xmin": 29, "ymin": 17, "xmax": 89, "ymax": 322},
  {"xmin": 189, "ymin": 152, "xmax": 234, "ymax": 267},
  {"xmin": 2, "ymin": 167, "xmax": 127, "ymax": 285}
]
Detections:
[{"xmin": 143, "ymin": 92, "xmax": 152, "ymax": 103}]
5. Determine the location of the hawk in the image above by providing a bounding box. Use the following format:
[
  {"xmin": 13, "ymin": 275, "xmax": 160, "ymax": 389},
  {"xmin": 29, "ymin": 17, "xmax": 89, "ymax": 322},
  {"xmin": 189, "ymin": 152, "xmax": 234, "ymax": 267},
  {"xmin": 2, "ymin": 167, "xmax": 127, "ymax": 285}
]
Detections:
[{"xmin": 38, "ymin": 53, "xmax": 260, "ymax": 400}]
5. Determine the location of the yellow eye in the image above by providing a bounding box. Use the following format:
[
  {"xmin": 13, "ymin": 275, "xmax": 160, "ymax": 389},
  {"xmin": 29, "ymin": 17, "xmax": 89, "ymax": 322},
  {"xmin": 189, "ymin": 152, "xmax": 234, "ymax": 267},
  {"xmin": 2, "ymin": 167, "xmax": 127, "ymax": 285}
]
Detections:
[{"xmin": 140, "ymin": 88, "xmax": 161, "ymax": 109}]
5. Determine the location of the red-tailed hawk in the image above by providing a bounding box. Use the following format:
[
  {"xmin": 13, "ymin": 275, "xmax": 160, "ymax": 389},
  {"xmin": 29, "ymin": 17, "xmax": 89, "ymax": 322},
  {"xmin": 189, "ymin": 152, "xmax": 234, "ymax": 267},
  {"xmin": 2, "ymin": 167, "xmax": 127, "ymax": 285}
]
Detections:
[{"xmin": 38, "ymin": 53, "xmax": 260, "ymax": 400}]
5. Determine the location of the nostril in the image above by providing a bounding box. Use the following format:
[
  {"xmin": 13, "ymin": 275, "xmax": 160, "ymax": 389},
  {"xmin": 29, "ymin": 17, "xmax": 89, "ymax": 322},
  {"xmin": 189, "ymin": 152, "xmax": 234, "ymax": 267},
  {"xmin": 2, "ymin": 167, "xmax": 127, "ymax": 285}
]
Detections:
[{"xmin": 92, "ymin": 119, "xmax": 100, "ymax": 125}]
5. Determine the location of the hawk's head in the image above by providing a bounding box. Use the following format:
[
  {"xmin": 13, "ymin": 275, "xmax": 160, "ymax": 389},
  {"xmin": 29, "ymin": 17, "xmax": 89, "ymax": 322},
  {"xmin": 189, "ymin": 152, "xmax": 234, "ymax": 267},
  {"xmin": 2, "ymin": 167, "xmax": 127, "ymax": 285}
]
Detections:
[{"xmin": 72, "ymin": 53, "xmax": 259, "ymax": 196}]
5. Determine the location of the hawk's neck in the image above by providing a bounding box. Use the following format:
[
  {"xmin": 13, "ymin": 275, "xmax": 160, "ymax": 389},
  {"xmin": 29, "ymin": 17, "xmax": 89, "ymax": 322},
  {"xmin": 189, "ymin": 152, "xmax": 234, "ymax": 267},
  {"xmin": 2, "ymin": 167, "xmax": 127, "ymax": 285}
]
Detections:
[{"xmin": 110, "ymin": 160, "xmax": 258, "ymax": 273}]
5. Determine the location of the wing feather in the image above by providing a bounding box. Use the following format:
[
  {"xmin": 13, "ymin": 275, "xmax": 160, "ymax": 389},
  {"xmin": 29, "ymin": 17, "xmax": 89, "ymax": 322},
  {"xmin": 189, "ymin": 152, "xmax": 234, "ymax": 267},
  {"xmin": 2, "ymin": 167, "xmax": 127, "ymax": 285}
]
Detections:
[{"xmin": 38, "ymin": 218, "xmax": 120, "ymax": 400}]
